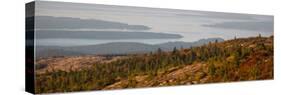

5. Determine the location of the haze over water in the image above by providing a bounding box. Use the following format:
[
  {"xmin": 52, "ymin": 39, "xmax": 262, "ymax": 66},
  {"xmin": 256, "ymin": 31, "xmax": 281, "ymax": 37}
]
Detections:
[{"xmin": 31, "ymin": 1, "xmax": 273, "ymax": 46}]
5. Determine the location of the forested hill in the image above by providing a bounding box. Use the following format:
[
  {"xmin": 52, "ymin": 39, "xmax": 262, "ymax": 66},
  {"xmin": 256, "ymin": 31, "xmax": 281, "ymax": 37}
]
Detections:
[
  {"xmin": 36, "ymin": 38, "xmax": 224, "ymax": 58},
  {"xmin": 35, "ymin": 36, "xmax": 273, "ymax": 93}
]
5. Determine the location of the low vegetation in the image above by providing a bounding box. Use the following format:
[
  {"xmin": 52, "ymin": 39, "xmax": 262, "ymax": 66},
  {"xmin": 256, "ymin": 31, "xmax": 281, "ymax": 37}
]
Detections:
[{"xmin": 35, "ymin": 36, "xmax": 273, "ymax": 93}]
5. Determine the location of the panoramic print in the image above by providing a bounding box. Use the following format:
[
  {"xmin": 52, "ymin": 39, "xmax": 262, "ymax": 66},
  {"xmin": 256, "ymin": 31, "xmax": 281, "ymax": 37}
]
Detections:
[{"xmin": 26, "ymin": 1, "xmax": 273, "ymax": 94}]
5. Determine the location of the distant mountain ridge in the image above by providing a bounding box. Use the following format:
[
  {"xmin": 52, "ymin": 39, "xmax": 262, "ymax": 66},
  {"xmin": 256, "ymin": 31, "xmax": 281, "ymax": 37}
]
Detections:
[{"xmin": 36, "ymin": 38, "xmax": 224, "ymax": 58}]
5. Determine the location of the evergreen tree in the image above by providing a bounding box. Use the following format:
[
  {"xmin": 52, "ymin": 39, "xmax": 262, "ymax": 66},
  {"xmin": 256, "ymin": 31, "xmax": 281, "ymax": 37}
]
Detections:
[
  {"xmin": 157, "ymin": 48, "xmax": 162, "ymax": 54},
  {"xmin": 173, "ymin": 47, "xmax": 178, "ymax": 54},
  {"xmin": 258, "ymin": 33, "xmax": 262, "ymax": 38}
]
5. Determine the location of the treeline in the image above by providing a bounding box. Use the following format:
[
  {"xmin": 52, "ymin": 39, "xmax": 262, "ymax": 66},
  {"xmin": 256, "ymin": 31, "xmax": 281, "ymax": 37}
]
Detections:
[{"xmin": 35, "ymin": 36, "xmax": 273, "ymax": 93}]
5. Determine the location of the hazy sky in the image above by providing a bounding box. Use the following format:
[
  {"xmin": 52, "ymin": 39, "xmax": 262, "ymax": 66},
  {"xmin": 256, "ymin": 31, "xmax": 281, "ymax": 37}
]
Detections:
[{"xmin": 34, "ymin": 1, "xmax": 273, "ymax": 42}]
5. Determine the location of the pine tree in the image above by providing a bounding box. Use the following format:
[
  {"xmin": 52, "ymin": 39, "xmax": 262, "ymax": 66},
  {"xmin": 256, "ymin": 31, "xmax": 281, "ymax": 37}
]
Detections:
[
  {"xmin": 172, "ymin": 47, "xmax": 178, "ymax": 54},
  {"xmin": 157, "ymin": 48, "xmax": 162, "ymax": 54},
  {"xmin": 258, "ymin": 33, "xmax": 262, "ymax": 38},
  {"xmin": 208, "ymin": 62, "xmax": 216, "ymax": 76}
]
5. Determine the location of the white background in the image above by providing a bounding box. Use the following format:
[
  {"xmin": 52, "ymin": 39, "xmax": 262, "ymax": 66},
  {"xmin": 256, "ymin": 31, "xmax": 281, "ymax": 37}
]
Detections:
[{"xmin": 0, "ymin": 0, "xmax": 280, "ymax": 95}]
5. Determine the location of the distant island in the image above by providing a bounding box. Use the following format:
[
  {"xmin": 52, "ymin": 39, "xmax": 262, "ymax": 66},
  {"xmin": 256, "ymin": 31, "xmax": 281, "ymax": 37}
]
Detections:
[
  {"xmin": 27, "ymin": 16, "xmax": 151, "ymax": 30},
  {"xmin": 35, "ymin": 30, "xmax": 183, "ymax": 40}
]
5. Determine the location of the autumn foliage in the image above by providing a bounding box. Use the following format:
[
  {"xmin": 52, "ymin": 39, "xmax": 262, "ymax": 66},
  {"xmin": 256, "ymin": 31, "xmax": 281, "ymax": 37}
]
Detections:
[{"xmin": 35, "ymin": 36, "xmax": 273, "ymax": 93}]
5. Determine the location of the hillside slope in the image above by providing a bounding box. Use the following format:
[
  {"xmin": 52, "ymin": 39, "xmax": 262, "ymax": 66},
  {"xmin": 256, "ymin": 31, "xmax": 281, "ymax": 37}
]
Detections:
[{"xmin": 35, "ymin": 36, "xmax": 273, "ymax": 93}]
